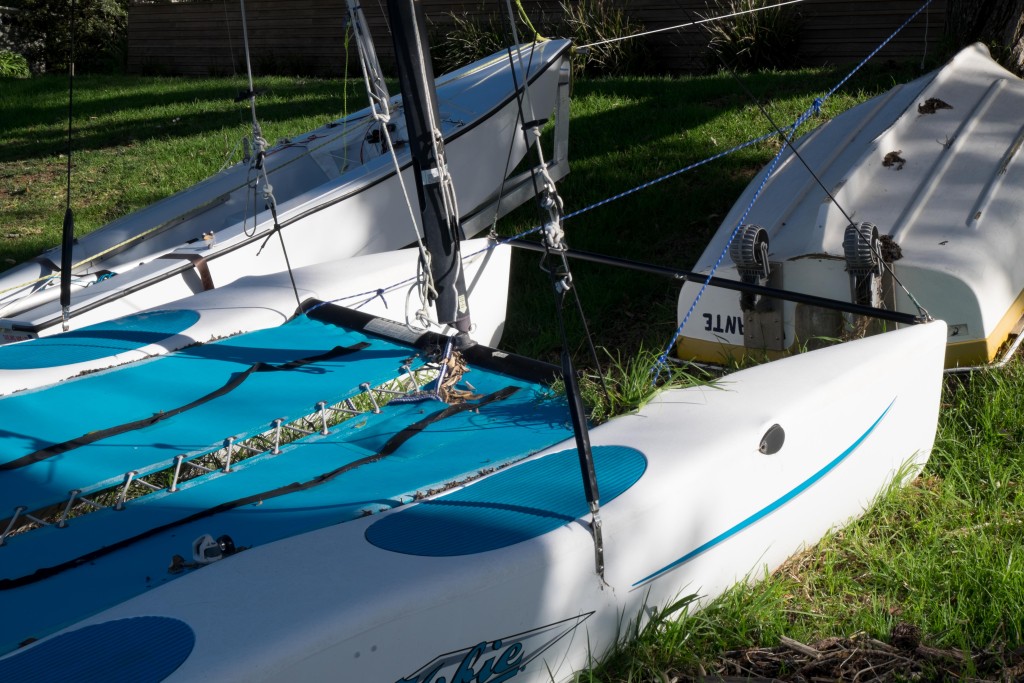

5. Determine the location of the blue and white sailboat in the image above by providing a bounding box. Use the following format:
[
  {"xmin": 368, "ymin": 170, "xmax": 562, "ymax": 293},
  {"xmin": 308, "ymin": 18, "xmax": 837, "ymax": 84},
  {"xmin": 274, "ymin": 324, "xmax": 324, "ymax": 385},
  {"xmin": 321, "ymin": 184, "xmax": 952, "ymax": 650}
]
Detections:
[{"xmin": 0, "ymin": 2, "xmax": 946, "ymax": 680}]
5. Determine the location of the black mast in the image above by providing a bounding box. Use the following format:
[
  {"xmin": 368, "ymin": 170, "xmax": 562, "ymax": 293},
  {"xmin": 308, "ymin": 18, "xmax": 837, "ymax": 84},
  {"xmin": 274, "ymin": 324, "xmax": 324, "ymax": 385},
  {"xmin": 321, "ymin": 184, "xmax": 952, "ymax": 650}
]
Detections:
[
  {"xmin": 60, "ymin": 0, "xmax": 77, "ymax": 331},
  {"xmin": 387, "ymin": 0, "xmax": 472, "ymax": 346}
]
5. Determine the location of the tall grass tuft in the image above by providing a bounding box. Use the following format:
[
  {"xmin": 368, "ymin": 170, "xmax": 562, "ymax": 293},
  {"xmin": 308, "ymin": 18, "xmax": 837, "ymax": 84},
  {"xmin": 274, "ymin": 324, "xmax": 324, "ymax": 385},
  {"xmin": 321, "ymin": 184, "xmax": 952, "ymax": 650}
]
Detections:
[
  {"xmin": 430, "ymin": 0, "xmax": 648, "ymax": 78},
  {"xmin": 559, "ymin": 0, "xmax": 650, "ymax": 77},
  {"xmin": 0, "ymin": 50, "xmax": 30, "ymax": 79},
  {"xmin": 703, "ymin": 0, "xmax": 804, "ymax": 72},
  {"xmin": 572, "ymin": 348, "xmax": 713, "ymax": 424},
  {"xmin": 431, "ymin": 12, "xmax": 511, "ymax": 75}
]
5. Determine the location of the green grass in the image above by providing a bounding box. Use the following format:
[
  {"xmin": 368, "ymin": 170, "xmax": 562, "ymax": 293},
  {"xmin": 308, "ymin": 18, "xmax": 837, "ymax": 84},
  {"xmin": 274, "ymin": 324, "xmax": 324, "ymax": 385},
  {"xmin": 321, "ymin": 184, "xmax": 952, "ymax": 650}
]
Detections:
[
  {"xmin": 584, "ymin": 364, "xmax": 1024, "ymax": 681},
  {"xmin": 0, "ymin": 74, "xmax": 367, "ymax": 266},
  {"xmin": 4, "ymin": 59, "xmax": 1021, "ymax": 679}
]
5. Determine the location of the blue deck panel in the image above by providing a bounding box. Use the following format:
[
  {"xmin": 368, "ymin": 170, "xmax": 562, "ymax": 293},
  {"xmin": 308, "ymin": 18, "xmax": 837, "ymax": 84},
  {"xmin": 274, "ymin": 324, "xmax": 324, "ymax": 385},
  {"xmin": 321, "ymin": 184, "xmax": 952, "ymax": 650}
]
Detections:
[
  {"xmin": 0, "ymin": 314, "xmax": 577, "ymax": 655},
  {"xmin": 1, "ymin": 378, "xmax": 568, "ymax": 579},
  {"xmin": 0, "ymin": 617, "xmax": 194, "ymax": 683},
  {"xmin": 0, "ymin": 316, "xmax": 424, "ymax": 513},
  {"xmin": 0, "ymin": 315, "xmax": 376, "ymax": 465},
  {"xmin": 0, "ymin": 310, "xmax": 200, "ymax": 369}
]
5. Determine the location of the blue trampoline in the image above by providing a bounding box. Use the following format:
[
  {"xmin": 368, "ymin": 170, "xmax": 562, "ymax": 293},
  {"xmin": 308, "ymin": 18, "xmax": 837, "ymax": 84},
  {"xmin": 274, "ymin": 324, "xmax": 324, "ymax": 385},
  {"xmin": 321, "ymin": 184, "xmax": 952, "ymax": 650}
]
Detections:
[{"xmin": 0, "ymin": 306, "xmax": 579, "ymax": 655}]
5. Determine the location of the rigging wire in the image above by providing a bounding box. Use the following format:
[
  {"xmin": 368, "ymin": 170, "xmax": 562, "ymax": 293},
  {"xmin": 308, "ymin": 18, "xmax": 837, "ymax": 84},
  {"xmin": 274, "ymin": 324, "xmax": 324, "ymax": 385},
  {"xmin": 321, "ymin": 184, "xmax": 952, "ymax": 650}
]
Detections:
[
  {"xmin": 221, "ymin": 0, "xmax": 238, "ymax": 78},
  {"xmin": 492, "ymin": 6, "xmax": 544, "ymax": 215},
  {"xmin": 237, "ymin": 0, "xmax": 302, "ymax": 311},
  {"xmin": 498, "ymin": 0, "xmax": 611, "ymax": 405},
  {"xmin": 921, "ymin": 5, "xmax": 930, "ymax": 70},
  {"xmin": 577, "ymin": 0, "xmax": 804, "ymax": 50},
  {"xmin": 498, "ymin": 2, "xmax": 607, "ymax": 574},
  {"xmin": 346, "ymin": 0, "xmax": 442, "ymax": 331},
  {"xmin": 59, "ymin": 0, "xmax": 77, "ymax": 332},
  {"xmin": 484, "ymin": 37, "xmax": 542, "ymax": 236}
]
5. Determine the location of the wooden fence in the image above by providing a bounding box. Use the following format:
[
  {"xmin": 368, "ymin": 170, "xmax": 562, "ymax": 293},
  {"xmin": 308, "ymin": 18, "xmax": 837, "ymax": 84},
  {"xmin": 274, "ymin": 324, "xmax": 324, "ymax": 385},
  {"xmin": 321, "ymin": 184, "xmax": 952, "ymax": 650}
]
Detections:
[{"xmin": 127, "ymin": 0, "xmax": 946, "ymax": 76}]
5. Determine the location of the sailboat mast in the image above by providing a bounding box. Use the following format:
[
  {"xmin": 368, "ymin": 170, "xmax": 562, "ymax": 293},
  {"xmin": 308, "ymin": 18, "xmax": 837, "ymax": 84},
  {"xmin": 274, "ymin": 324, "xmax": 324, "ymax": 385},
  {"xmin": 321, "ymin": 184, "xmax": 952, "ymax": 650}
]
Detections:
[
  {"xmin": 387, "ymin": 0, "xmax": 473, "ymax": 344},
  {"xmin": 60, "ymin": 0, "xmax": 77, "ymax": 332}
]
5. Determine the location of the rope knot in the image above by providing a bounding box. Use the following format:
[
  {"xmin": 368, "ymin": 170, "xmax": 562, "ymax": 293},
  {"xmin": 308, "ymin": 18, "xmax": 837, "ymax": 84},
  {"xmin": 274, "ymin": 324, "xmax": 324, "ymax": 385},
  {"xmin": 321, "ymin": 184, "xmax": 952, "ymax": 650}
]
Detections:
[{"xmin": 812, "ymin": 97, "xmax": 823, "ymax": 115}]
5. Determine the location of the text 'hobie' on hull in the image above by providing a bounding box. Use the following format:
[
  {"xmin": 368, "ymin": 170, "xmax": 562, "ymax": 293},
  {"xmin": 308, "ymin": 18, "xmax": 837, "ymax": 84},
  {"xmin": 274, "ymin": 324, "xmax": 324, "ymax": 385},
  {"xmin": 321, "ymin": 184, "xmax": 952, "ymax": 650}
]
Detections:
[{"xmin": 676, "ymin": 43, "xmax": 1024, "ymax": 370}]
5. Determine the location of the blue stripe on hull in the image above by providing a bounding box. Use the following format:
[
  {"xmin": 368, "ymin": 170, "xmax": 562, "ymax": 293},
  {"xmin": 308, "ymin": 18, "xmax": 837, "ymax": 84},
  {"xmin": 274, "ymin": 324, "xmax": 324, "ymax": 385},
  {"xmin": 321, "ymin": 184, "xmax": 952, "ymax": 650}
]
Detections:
[{"xmin": 632, "ymin": 398, "xmax": 897, "ymax": 588}]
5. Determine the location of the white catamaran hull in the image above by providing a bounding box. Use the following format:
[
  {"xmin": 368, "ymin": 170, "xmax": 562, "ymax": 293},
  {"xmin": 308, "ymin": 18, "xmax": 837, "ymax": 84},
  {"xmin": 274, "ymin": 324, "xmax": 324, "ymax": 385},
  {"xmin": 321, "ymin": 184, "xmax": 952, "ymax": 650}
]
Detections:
[
  {"xmin": 676, "ymin": 43, "xmax": 1024, "ymax": 369},
  {"xmin": 0, "ymin": 40, "xmax": 570, "ymax": 342},
  {"xmin": 0, "ymin": 320, "xmax": 945, "ymax": 682},
  {"xmin": 0, "ymin": 239, "xmax": 510, "ymax": 396}
]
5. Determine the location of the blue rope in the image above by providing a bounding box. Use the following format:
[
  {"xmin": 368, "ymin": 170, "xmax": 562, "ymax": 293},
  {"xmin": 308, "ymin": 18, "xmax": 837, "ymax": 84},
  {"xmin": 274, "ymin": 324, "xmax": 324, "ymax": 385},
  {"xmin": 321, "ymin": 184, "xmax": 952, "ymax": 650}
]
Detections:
[
  {"xmin": 302, "ymin": 0, "xmax": 935, "ymax": 368},
  {"xmin": 445, "ymin": 0, "xmax": 937, "ymax": 274},
  {"xmin": 562, "ymin": 128, "xmax": 781, "ymax": 223},
  {"xmin": 487, "ymin": 0, "xmax": 933, "ymax": 246},
  {"xmin": 650, "ymin": 0, "xmax": 934, "ymax": 382}
]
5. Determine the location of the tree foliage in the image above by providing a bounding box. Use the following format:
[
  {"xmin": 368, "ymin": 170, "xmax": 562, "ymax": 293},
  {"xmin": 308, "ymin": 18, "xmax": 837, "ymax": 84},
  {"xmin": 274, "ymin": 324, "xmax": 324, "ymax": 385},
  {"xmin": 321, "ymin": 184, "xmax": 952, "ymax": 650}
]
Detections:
[{"xmin": 7, "ymin": 0, "xmax": 128, "ymax": 73}]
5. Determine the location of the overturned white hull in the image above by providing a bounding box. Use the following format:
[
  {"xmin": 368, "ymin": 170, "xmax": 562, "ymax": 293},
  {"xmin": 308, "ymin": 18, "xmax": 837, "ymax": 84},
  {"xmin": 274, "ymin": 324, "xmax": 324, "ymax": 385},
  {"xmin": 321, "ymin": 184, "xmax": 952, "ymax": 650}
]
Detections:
[
  {"xmin": 676, "ymin": 44, "xmax": 1024, "ymax": 368},
  {"xmin": 0, "ymin": 40, "xmax": 570, "ymax": 343}
]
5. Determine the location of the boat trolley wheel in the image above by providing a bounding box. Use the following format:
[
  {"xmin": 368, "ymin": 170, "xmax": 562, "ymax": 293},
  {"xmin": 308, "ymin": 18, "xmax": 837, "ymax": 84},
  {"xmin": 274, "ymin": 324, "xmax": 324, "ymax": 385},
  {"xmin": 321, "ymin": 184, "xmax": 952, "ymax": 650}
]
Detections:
[
  {"xmin": 843, "ymin": 222, "xmax": 882, "ymax": 276},
  {"xmin": 729, "ymin": 224, "xmax": 771, "ymax": 283}
]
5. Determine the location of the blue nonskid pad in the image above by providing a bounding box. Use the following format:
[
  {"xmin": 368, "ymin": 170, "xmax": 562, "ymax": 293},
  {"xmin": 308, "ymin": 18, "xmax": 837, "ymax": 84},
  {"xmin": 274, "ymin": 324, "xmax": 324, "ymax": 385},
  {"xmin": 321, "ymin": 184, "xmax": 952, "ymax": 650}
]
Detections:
[
  {"xmin": 365, "ymin": 445, "xmax": 647, "ymax": 556},
  {"xmin": 0, "ymin": 617, "xmax": 194, "ymax": 683},
  {"xmin": 0, "ymin": 309, "xmax": 201, "ymax": 369}
]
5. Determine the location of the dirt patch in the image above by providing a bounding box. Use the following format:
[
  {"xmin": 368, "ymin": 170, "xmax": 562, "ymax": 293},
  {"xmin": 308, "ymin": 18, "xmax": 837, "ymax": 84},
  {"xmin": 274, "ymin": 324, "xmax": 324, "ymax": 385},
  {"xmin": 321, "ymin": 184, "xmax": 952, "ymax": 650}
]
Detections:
[{"xmin": 700, "ymin": 627, "xmax": 1024, "ymax": 682}]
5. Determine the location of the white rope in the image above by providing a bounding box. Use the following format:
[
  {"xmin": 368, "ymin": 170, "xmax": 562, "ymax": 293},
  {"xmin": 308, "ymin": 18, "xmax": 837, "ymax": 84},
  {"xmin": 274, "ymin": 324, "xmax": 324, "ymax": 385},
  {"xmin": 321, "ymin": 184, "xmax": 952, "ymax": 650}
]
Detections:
[
  {"xmin": 501, "ymin": 0, "xmax": 562, "ymax": 222},
  {"xmin": 344, "ymin": 0, "xmax": 438, "ymax": 327},
  {"xmin": 347, "ymin": 0, "xmax": 391, "ymax": 119},
  {"xmin": 578, "ymin": 0, "xmax": 805, "ymax": 50},
  {"xmin": 372, "ymin": 86, "xmax": 438, "ymax": 329}
]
